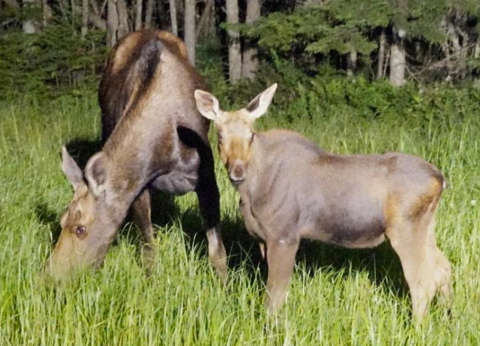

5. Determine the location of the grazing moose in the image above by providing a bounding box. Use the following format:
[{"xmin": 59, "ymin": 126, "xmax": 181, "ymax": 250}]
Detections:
[
  {"xmin": 194, "ymin": 84, "xmax": 452, "ymax": 321},
  {"xmin": 44, "ymin": 30, "xmax": 227, "ymax": 281}
]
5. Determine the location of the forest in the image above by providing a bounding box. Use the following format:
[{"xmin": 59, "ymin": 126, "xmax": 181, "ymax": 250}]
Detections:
[{"xmin": 1, "ymin": 0, "xmax": 480, "ymax": 345}]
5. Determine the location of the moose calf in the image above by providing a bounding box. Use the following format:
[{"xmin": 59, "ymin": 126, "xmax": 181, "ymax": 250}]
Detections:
[
  {"xmin": 44, "ymin": 30, "xmax": 227, "ymax": 281},
  {"xmin": 194, "ymin": 84, "xmax": 452, "ymax": 321}
]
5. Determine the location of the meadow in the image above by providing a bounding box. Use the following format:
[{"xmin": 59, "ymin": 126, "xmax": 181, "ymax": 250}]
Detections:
[{"xmin": 0, "ymin": 83, "xmax": 479, "ymax": 345}]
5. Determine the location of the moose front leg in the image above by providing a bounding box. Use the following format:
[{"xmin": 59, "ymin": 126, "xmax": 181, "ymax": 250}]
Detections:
[
  {"xmin": 131, "ymin": 189, "xmax": 155, "ymax": 275},
  {"xmin": 265, "ymin": 236, "xmax": 300, "ymax": 313},
  {"xmin": 196, "ymin": 150, "xmax": 227, "ymax": 282}
]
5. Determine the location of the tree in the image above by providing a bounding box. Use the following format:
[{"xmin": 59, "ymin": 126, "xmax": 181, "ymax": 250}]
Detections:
[
  {"xmin": 107, "ymin": 0, "xmax": 130, "ymax": 47},
  {"xmin": 145, "ymin": 0, "xmax": 154, "ymax": 28},
  {"xmin": 389, "ymin": 28, "xmax": 406, "ymax": 86},
  {"xmin": 227, "ymin": 0, "xmax": 242, "ymax": 82},
  {"xmin": 242, "ymin": 0, "xmax": 261, "ymax": 79},
  {"xmin": 169, "ymin": 0, "xmax": 178, "ymax": 35},
  {"xmin": 81, "ymin": 0, "xmax": 89, "ymax": 37},
  {"xmin": 376, "ymin": 29, "xmax": 386, "ymax": 79},
  {"xmin": 184, "ymin": 0, "xmax": 196, "ymax": 66},
  {"xmin": 196, "ymin": 0, "xmax": 214, "ymax": 40},
  {"xmin": 135, "ymin": 0, "xmax": 143, "ymax": 30},
  {"xmin": 22, "ymin": 0, "xmax": 41, "ymax": 33}
]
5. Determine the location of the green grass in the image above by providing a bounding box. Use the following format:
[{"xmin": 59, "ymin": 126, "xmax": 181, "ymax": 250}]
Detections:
[{"xmin": 0, "ymin": 90, "xmax": 479, "ymax": 346}]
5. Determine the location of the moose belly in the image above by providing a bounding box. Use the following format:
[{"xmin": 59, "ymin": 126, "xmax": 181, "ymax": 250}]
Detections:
[
  {"xmin": 304, "ymin": 202, "xmax": 387, "ymax": 249},
  {"xmin": 151, "ymin": 171, "xmax": 198, "ymax": 195},
  {"xmin": 318, "ymin": 219, "xmax": 386, "ymax": 249}
]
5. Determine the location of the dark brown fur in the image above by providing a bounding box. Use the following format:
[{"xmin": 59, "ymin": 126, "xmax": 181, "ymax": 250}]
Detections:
[{"xmin": 45, "ymin": 30, "xmax": 227, "ymax": 281}]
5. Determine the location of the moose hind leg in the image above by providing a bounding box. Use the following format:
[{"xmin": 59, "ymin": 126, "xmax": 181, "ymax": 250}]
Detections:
[
  {"xmin": 132, "ymin": 189, "xmax": 156, "ymax": 275},
  {"xmin": 388, "ymin": 221, "xmax": 437, "ymax": 321},
  {"xmin": 425, "ymin": 216, "xmax": 453, "ymax": 309},
  {"xmin": 196, "ymin": 150, "xmax": 227, "ymax": 282}
]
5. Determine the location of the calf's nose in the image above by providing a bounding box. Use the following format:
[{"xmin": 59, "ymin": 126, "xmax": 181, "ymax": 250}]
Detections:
[{"xmin": 229, "ymin": 161, "xmax": 246, "ymax": 183}]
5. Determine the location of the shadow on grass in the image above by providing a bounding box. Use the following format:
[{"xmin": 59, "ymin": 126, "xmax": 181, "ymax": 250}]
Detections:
[
  {"xmin": 64, "ymin": 138, "xmax": 103, "ymax": 169},
  {"xmin": 174, "ymin": 208, "xmax": 408, "ymax": 300},
  {"xmin": 35, "ymin": 203, "xmax": 62, "ymax": 247},
  {"xmin": 296, "ymin": 240, "xmax": 408, "ymax": 298},
  {"xmin": 35, "ymin": 195, "xmax": 407, "ymax": 301},
  {"xmin": 34, "ymin": 136, "xmax": 408, "ymax": 300}
]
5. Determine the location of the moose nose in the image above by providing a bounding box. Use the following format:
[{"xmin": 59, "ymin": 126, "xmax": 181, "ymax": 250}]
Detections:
[{"xmin": 229, "ymin": 161, "xmax": 246, "ymax": 184}]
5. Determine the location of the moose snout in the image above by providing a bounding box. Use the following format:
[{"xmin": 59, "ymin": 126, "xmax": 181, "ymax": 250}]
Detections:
[{"xmin": 229, "ymin": 160, "xmax": 246, "ymax": 184}]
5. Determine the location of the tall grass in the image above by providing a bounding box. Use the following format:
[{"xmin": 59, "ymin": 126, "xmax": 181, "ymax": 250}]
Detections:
[{"xmin": 0, "ymin": 89, "xmax": 479, "ymax": 345}]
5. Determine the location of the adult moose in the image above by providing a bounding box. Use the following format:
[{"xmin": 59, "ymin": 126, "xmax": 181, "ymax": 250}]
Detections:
[
  {"xmin": 194, "ymin": 84, "xmax": 452, "ymax": 321},
  {"xmin": 44, "ymin": 30, "xmax": 227, "ymax": 281}
]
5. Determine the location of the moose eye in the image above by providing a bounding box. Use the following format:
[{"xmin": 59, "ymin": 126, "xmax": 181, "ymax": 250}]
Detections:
[{"xmin": 75, "ymin": 225, "xmax": 87, "ymax": 237}]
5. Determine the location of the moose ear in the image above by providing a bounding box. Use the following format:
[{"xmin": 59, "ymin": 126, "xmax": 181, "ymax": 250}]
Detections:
[
  {"xmin": 246, "ymin": 83, "xmax": 278, "ymax": 120},
  {"xmin": 85, "ymin": 152, "xmax": 108, "ymax": 198},
  {"xmin": 194, "ymin": 89, "xmax": 221, "ymax": 121},
  {"xmin": 61, "ymin": 146, "xmax": 84, "ymax": 190}
]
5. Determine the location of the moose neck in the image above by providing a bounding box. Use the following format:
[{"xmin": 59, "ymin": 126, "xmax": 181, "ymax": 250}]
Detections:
[
  {"xmin": 101, "ymin": 134, "xmax": 159, "ymax": 218},
  {"xmin": 237, "ymin": 133, "xmax": 266, "ymax": 197},
  {"xmin": 102, "ymin": 90, "xmax": 174, "ymax": 210}
]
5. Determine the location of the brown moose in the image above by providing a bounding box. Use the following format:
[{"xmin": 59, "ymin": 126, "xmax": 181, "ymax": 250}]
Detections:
[
  {"xmin": 44, "ymin": 30, "xmax": 227, "ymax": 281},
  {"xmin": 194, "ymin": 83, "xmax": 452, "ymax": 321}
]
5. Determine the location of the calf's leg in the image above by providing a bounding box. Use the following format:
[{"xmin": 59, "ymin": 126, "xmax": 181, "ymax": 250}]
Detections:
[
  {"xmin": 265, "ymin": 237, "xmax": 300, "ymax": 314},
  {"xmin": 387, "ymin": 190, "xmax": 451, "ymax": 321},
  {"xmin": 131, "ymin": 189, "xmax": 155, "ymax": 275},
  {"xmin": 425, "ymin": 216, "xmax": 453, "ymax": 308}
]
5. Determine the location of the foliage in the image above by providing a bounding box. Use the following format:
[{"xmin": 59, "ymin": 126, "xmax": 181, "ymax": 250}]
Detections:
[
  {"xmin": 0, "ymin": 24, "xmax": 107, "ymax": 99},
  {"xmin": 240, "ymin": 0, "xmax": 480, "ymax": 82}
]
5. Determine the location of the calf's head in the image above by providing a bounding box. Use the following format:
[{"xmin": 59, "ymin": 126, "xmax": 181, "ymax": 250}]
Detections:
[
  {"xmin": 194, "ymin": 84, "xmax": 277, "ymax": 185},
  {"xmin": 43, "ymin": 147, "xmax": 118, "ymax": 280}
]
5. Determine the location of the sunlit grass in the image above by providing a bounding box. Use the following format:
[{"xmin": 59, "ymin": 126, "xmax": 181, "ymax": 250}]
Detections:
[{"xmin": 0, "ymin": 92, "xmax": 479, "ymax": 345}]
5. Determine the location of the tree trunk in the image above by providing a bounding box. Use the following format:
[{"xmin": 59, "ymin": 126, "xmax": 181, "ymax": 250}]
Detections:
[
  {"xmin": 376, "ymin": 29, "xmax": 386, "ymax": 80},
  {"xmin": 156, "ymin": 0, "xmax": 169, "ymax": 29},
  {"xmin": 195, "ymin": 0, "xmax": 213, "ymax": 40},
  {"xmin": 42, "ymin": 0, "xmax": 52, "ymax": 26},
  {"xmin": 88, "ymin": 0, "xmax": 107, "ymax": 30},
  {"xmin": 135, "ymin": 0, "xmax": 143, "ymax": 30},
  {"xmin": 169, "ymin": 0, "xmax": 178, "ymax": 35},
  {"xmin": 475, "ymin": 41, "xmax": 480, "ymax": 59},
  {"xmin": 175, "ymin": 0, "xmax": 184, "ymax": 30},
  {"xmin": 107, "ymin": 0, "xmax": 119, "ymax": 46},
  {"xmin": 389, "ymin": 29, "xmax": 406, "ymax": 87},
  {"xmin": 81, "ymin": 0, "xmax": 89, "ymax": 37},
  {"xmin": 242, "ymin": 0, "xmax": 261, "ymax": 79},
  {"xmin": 3, "ymin": 0, "xmax": 19, "ymax": 9},
  {"xmin": 346, "ymin": 49, "xmax": 357, "ymax": 77},
  {"xmin": 145, "ymin": 0, "xmax": 154, "ymax": 28},
  {"xmin": 107, "ymin": 0, "xmax": 130, "ymax": 47},
  {"xmin": 71, "ymin": 0, "xmax": 76, "ymax": 24},
  {"xmin": 23, "ymin": 0, "xmax": 41, "ymax": 33},
  {"xmin": 184, "ymin": 0, "xmax": 196, "ymax": 66},
  {"xmin": 227, "ymin": 0, "xmax": 241, "ymax": 82},
  {"xmin": 89, "ymin": 13, "xmax": 107, "ymax": 31}
]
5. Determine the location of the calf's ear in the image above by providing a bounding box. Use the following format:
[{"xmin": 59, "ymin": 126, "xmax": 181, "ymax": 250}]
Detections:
[
  {"xmin": 194, "ymin": 90, "xmax": 221, "ymax": 121},
  {"xmin": 61, "ymin": 146, "xmax": 84, "ymax": 191},
  {"xmin": 246, "ymin": 83, "xmax": 278, "ymax": 120},
  {"xmin": 85, "ymin": 152, "xmax": 108, "ymax": 198}
]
